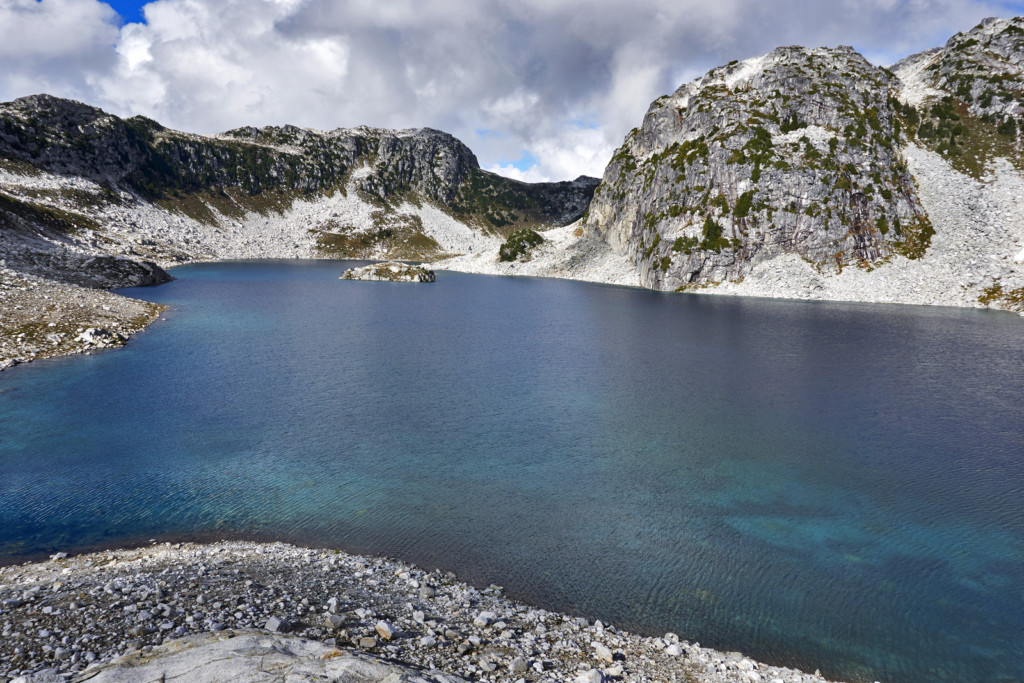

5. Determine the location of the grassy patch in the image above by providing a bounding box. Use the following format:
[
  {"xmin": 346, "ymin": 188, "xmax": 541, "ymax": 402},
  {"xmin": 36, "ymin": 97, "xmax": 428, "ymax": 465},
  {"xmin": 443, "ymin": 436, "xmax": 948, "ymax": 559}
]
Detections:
[
  {"xmin": 155, "ymin": 187, "xmax": 312, "ymax": 224},
  {"xmin": 892, "ymin": 214, "xmax": 935, "ymax": 260},
  {"xmin": 978, "ymin": 284, "xmax": 1024, "ymax": 312},
  {"xmin": 312, "ymin": 212, "xmax": 442, "ymax": 260},
  {"xmin": 0, "ymin": 191, "xmax": 100, "ymax": 235},
  {"xmin": 900, "ymin": 96, "xmax": 1023, "ymax": 179},
  {"xmin": 0, "ymin": 157, "xmax": 44, "ymax": 176}
]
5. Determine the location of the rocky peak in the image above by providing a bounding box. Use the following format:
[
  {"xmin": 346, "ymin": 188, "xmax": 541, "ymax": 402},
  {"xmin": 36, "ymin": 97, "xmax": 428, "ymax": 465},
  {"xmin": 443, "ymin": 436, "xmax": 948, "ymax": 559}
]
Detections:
[
  {"xmin": 218, "ymin": 123, "xmax": 480, "ymax": 204},
  {"xmin": 896, "ymin": 16, "xmax": 1024, "ymax": 119},
  {"xmin": 891, "ymin": 16, "xmax": 1024, "ymax": 179},
  {"xmin": 586, "ymin": 44, "xmax": 930, "ymax": 290},
  {"xmin": 4, "ymin": 94, "xmax": 113, "ymax": 128}
]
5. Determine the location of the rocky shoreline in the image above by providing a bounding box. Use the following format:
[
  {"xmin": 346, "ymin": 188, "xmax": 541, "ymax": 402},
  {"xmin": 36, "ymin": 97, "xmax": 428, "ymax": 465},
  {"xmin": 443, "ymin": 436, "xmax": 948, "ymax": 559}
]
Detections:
[
  {"xmin": 0, "ymin": 541, "xmax": 843, "ymax": 683},
  {"xmin": 0, "ymin": 265, "xmax": 165, "ymax": 373}
]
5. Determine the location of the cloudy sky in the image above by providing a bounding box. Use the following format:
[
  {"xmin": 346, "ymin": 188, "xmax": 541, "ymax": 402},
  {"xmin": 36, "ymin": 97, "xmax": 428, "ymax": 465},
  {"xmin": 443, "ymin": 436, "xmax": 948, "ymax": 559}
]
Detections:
[{"xmin": 2, "ymin": 0, "xmax": 1023, "ymax": 181}]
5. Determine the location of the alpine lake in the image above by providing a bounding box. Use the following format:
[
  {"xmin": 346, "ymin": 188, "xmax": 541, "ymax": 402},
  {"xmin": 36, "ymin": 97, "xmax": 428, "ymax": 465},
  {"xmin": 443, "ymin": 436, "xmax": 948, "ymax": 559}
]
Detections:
[{"xmin": 1, "ymin": 259, "xmax": 1022, "ymax": 683}]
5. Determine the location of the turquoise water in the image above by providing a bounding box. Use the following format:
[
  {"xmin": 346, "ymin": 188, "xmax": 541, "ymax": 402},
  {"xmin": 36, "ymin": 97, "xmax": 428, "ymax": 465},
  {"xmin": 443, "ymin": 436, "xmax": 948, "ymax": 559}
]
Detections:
[{"xmin": 1, "ymin": 260, "xmax": 1022, "ymax": 682}]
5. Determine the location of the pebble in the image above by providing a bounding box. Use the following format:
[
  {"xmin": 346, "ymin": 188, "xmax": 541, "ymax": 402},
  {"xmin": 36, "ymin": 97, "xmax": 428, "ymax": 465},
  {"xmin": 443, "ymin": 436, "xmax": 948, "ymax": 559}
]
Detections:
[
  {"xmin": 509, "ymin": 656, "xmax": 529, "ymax": 673},
  {"xmin": 593, "ymin": 642, "xmax": 614, "ymax": 663},
  {"xmin": 473, "ymin": 611, "xmax": 495, "ymax": 628}
]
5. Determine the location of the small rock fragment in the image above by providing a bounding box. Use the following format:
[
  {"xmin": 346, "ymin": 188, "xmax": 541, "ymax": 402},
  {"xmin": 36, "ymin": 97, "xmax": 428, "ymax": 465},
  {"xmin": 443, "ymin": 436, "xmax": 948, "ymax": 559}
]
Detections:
[
  {"xmin": 509, "ymin": 656, "xmax": 529, "ymax": 673},
  {"xmin": 264, "ymin": 617, "xmax": 291, "ymax": 633},
  {"xmin": 576, "ymin": 669, "xmax": 605, "ymax": 683},
  {"xmin": 593, "ymin": 642, "xmax": 614, "ymax": 663},
  {"xmin": 375, "ymin": 620, "xmax": 396, "ymax": 641}
]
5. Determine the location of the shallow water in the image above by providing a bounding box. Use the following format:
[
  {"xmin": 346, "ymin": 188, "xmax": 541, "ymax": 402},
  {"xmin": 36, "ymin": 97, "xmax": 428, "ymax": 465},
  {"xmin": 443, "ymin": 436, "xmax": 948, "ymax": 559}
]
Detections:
[{"xmin": 1, "ymin": 260, "xmax": 1022, "ymax": 682}]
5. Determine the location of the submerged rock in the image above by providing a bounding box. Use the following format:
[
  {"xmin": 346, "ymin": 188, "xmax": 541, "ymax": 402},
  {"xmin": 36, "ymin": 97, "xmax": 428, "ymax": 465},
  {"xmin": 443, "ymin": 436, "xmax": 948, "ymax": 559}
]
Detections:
[{"xmin": 340, "ymin": 262, "xmax": 436, "ymax": 282}]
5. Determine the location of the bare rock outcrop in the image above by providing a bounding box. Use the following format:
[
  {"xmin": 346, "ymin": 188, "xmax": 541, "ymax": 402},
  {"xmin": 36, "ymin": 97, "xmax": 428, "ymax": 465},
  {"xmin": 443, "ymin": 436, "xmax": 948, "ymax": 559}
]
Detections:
[{"xmin": 585, "ymin": 45, "xmax": 933, "ymax": 290}]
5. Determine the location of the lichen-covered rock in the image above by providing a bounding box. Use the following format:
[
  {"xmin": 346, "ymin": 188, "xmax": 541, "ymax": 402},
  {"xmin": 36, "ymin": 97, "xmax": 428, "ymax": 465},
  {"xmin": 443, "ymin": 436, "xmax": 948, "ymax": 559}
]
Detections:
[
  {"xmin": 585, "ymin": 45, "xmax": 932, "ymax": 290},
  {"xmin": 48, "ymin": 630, "xmax": 468, "ymax": 683}
]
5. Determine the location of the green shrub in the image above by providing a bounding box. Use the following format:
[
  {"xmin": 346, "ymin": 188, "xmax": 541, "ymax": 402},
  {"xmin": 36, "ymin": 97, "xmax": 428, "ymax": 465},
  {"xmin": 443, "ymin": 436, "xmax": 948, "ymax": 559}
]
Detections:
[
  {"xmin": 644, "ymin": 233, "xmax": 661, "ymax": 259},
  {"xmin": 498, "ymin": 228, "xmax": 544, "ymax": 262},
  {"xmin": 699, "ymin": 216, "xmax": 730, "ymax": 252},
  {"xmin": 673, "ymin": 235, "xmax": 699, "ymax": 254},
  {"xmin": 733, "ymin": 190, "xmax": 754, "ymax": 217}
]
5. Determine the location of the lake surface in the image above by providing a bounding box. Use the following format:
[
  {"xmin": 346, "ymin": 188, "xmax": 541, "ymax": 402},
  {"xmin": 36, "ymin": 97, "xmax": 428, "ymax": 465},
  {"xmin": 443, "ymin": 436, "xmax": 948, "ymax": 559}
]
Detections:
[{"xmin": 2, "ymin": 260, "xmax": 1022, "ymax": 682}]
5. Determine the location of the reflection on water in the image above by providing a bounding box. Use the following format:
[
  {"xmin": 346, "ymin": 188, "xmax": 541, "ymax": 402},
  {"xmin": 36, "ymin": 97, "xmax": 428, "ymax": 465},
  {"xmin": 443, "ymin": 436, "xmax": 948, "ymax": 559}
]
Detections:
[{"xmin": 1, "ymin": 260, "xmax": 1022, "ymax": 682}]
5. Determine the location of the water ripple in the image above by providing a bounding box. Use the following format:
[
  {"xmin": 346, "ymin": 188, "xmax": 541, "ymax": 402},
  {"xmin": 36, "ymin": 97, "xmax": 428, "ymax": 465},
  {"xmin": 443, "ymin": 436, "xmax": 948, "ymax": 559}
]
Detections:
[{"xmin": 1, "ymin": 261, "xmax": 1022, "ymax": 682}]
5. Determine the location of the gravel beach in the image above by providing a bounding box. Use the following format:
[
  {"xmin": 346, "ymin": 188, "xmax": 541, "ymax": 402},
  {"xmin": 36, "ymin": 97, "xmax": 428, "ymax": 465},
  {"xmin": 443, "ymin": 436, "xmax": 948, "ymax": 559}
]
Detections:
[{"xmin": 0, "ymin": 541, "xmax": 843, "ymax": 683}]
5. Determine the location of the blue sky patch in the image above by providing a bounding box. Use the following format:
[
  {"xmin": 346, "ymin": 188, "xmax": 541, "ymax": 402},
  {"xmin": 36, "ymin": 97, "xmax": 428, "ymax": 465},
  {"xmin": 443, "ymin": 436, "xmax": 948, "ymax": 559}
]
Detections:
[
  {"xmin": 475, "ymin": 127, "xmax": 505, "ymax": 140},
  {"xmin": 569, "ymin": 117, "xmax": 599, "ymax": 130},
  {"xmin": 498, "ymin": 151, "xmax": 538, "ymax": 172},
  {"xmin": 103, "ymin": 0, "xmax": 148, "ymax": 25}
]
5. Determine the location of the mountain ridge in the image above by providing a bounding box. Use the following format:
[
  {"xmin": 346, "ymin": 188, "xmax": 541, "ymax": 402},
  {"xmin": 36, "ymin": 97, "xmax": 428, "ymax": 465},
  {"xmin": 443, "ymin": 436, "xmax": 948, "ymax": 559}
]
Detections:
[{"xmin": 4, "ymin": 17, "xmax": 1024, "ymax": 371}]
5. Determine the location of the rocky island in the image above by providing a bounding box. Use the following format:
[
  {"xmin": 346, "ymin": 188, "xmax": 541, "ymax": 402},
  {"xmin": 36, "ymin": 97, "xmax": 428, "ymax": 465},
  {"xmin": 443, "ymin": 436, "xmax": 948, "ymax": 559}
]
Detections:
[{"xmin": 341, "ymin": 262, "xmax": 436, "ymax": 282}]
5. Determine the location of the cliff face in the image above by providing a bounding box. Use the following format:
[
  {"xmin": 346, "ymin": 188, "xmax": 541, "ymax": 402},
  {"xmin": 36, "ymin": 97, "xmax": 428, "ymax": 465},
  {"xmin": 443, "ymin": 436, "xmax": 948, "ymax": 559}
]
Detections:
[{"xmin": 585, "ymin": 45, "xmax": 934, "ymax": 290}]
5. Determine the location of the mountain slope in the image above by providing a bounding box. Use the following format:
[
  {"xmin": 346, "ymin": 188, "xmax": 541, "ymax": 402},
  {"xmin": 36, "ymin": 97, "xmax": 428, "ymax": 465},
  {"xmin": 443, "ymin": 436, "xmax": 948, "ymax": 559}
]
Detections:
[{"xmin": 892, "ymin": 16, "xmax": 1024, "ymax": 180}]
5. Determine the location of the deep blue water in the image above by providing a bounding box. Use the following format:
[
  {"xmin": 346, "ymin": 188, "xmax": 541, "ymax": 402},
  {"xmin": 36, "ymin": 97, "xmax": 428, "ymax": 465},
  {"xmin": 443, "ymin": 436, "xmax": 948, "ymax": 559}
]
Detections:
[{"xmin": 1, "ymin": 260, "xmax": 1022, "ymax": 682}]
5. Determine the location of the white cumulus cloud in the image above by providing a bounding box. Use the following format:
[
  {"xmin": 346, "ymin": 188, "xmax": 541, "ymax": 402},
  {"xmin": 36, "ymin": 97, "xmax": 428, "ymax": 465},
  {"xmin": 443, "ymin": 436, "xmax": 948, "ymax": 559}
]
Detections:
[{"xmin": 0, "ymin": 0, "xmax": 1019, "ymax": 181}]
